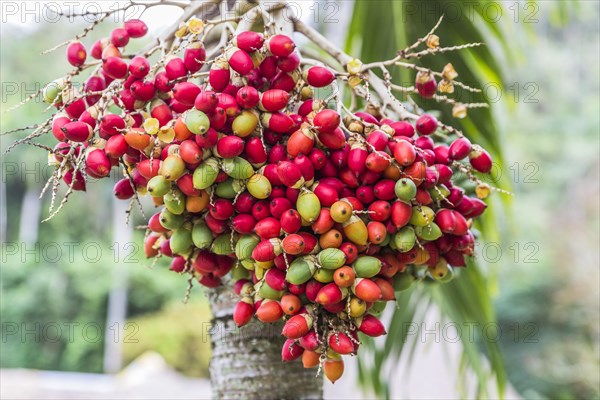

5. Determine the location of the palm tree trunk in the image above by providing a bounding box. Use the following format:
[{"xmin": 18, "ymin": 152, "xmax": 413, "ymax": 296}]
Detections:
[{"xmin": 208, "ymin": 286, "xmax": 323, "ymax": 399}]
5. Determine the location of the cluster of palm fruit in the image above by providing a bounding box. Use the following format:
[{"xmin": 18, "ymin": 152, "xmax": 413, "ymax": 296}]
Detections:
[{"xmin": 43, "ymin": 19, "xmax": 493, "ymax": 383}]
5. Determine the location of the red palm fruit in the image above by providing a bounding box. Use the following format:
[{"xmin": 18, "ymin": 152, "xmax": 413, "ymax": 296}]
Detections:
[
  {"xmin": 277, "ymin": 51, "xmax": 300, "ymax": 72},
  {"xmin": 403, "ymin": 161, "xmax": 427, "ymax": 185},
  {"xmin": 165, "ymin": 57, "xmax": 187, "ymax": 80},
  {"xmin": 130, "ymin": 80, "xmax": 155, "ymax": 101},
  {"xmin": 316, "ymin": 283, "xmax": 346, "ymax": 305},
  {"xmin": 234, "ymin": 31, "xmax": 264, "ymax": 53},
  {"xmin": 282, "ymin": 233, "xmax": 306, "ymax": 256},
  {"xmin": 168, "ymin": 99, "xmax": 192, "ymax": 113},
  {"xmin": 281, "ymin": 209, "xmax": 302, "ymax": 234},
  {"xmin": 453, "ymin": 232, "xmax": 475, "ymax": 253},
  {"xmin": 193, "ymin": 251, "xmax": 218, "ymax": 273},
  {"xmin": 333, "ymin": 266, "xmax": 355, "ymax": 288},
  {"xmin": 199, "ymin": 274, "xmax": 222, "ymax": 288},
  {"xmin": 340, "ymin": 242, "xmax": 358, "ymax": 264},
  {"xmin": 415, "ymin": 70, "xmax": 437, "ymax": 98},
  {"xmin": 130, "ymin": 168, "xmax": 148, "ymax": 187},
  {"xmin": 273, "ymin": 253, "xmax": 291, "ymax": 271},
  {"xmin": 205, "ymin": 214, "xmax": 228, "ymax": 234},
  {"xmin": 169, "ymin": 256, "xmax": 186, "ymax": 272},
  {"xmin": 178, "ymin": 140, "xmax": 201, "ymax": 164},
  {"xmin": 367, "ymin": 221, "xmax": 387, "ymax": 244},
  {"xmin": 352, "ymin": 278, "xmax": 382, "ymax": 302},
  {"xmin": 449, "ymin": 137, "xmax": 472, "ymax": 160},
  {"xmin": 282, "ymin": 314, "xmax": 312, "ymax": 339},
  {"xmin": 110, "ymin": 28, "xmax": 130, "ymax": 47},
  {"xmin": 435, "ymin": 235, "xmax": 454, "ymax": 254},
  {"xmin": 318, "ymin": 127, "xmax": 346, "ymax": 150},
  {"xmin": 183, "ymin": 42, "xmax": 206, "ymax": 73},
  {"xmin": 313, "ymin": 109, "xmax": 340, "ymax": 134},
  {"xmin": 356, "ymin": 186, "xmax": 375, "ymax": 204},
  {"xmin": 61, "ymin": 121, "xmax": 92, "ymax": 142},
  {"xmin": 154, "ymin": 71, "xmax": 174, "ymax": 92},
  {"xmin": 124, "ymin": 19, "xmax": 147, "ymax": 38},
  {"xmin": 66, "ymin": 41, "xmax": 86, "ymax": 67},
  {"xmin": 373, "ymin": 179, "xmax": 396, "ymax": 200},
  {"xmin": 469, "ymin": 147, "xmax": 493, "ymax": 173},
  {"xmin": 311, "ymin": 208, "xmax": 334, "ymax": 234},
  {"xmin": 393, "ymin": 139, "xmax": 417, "ymax": 166},
  {"xmin": 84, "ymin": 75, "xmax": 106, "ymax": 106},
  {"xmin": 209, "ymin": 199, "xmax": 234, "ymax": 220},
  {"xmin": 252, "ymin": 200, "xmax": 271, "ymax": 220},
  {"xmin": 101, "ymin": 43, "xmax": 121, "ymax": 59},
  {"xmin": 388, "ymin": 120, "xmax": 414, "ymax": 137},
  {"xmin": 102, "ymin": 56, "xmax": 128, "ymax": 79},
  {"xmin": 226, "ymin": 47, "xmax": 254, "ymax": 75},
  {"xmin": 78, "ymin": 110, "xmax": 96, "ymax": 129},
  {"xmin": 193, "ymin": 91, "xmax": 217, "ymax": 114},
  {"xmin": 312, "ymin": 183, "xmax": 338, "ymax": 207},
  {"xmin": 123, "ymin": 128, "xmax": 149, "ymax": 151},
  {"xmin": 358, "ymin": 314, "xmax": 386, "ymax": 337},
  {"xmin": 256, "ymin": 300, "xmax": 283, "ymax": 323},
  {"xmin": 305, "ymin": 280, "xmax": 324, "ymax": 302},
  {"xmin": 271, "ymin": 71, "xmax": 298, "ymax": 92},
  {"xmin": 236, "ymin": 86, "xmax": 260, "ymax": 109},
  {"xmin": 177, "ymin": 174, "xmax": 201, "ymax": 197},
  {"xmin": 444, "ymin": 250, "xmax": 466, "ymax": 267},
  {"xmin": 365, "ymin": 151, "xmax": 391, "ymax": 172},
  {"xmin": 323, "ymin": 359, "xmax": 344, "ymax": 383},
  {"xmin": 293, "ymin": 154, "xmax": 315, "ymax": 182},
  {"xmin": 434, "ymin": 164, "xmax": 453, "ymax": 185},
  {"xmin": 330, "ymin": 146, "xmax": 349, "ymax": 167},
  {"xmin": 288, "ymin": 283, "xmax": 306, "ymax": 296},
  {"xmin": 422, "ymin": 167, "xmax": 439, "ymax": 188},
  {"xmin": 320, "ymin": 160, "xmax": 338, "ymax": 177},
  {"xmin": 64, "ymin": 96, "xmax": 86, "ymax": 119},
  {"xmin": 368, "ymin": 200, "xmax": 392, "ymax": 222},
  {"xmin": 144, "ymin": 234, "xmax": 160, "ymax": 258},
  {"xmin": 282, "ymin": 339, "xmax": 304, "ymax": 362},
  {"xmin": 173, "ymin": 82, "xmax": 201, "ymax": 106},
  {"xmin": 113, "ymin": 178, "xmax": 134, "ymax": 199},
  {"xmin": 467, "ymin": 197, "xmax": 487, "ymax": 218},
  {"xmin": 231, "ymin": 214, "xmax": 256, "ymax": 234},
  {"xmin": 276, "ymin": 161, "xmax": 303, "ymax": 187},
  {"xmin": 105, "ymin": 134, "xmax": 128, "ymax": 159},
  {"xmin": 391, "ymin": 200, "xmax": 412, "ymax": 228},
  {"xmin": 434, "ymin": 145, "xmax": 450, "ymax": 164},
  {"xmin": 268, "ymin": 34, "xmax": 295, "ymax": 57},
  {"xmin": 214, "ymin": 136, "xmax": 242, "ymax": 159},
  {"xmin": 299, "ymin": 330, "xmax": 319, "ymax": 351},
  {"xmin": 298, "ymin": 232, "xmax": 318, "ymax": 254},
  {"xmin": 150, "ymin": 100, "xmax": 173, "ymax": 126},
  {"xmin": 86, "ymin": 149, "xmax": 111, "ymax": 178},
  {"xmin": 354, "ymin": 111, "xmax": 380, "ymax": 125},
  {"xmin": 308, "ymin": 148, "xmax": 327, "ymax": 170},
  {"xmin": 255, "ymin": 217, "xmax": 281, "ymax": 239},
  {"xmin": 209, "ymin": 61, "xmax": 230, "ymax": 92},
  {"xmin": 319, "ymin": 178, "xmax": 344, "ymax": 193},
  {"xmin": 328, "ymin": 332, "xmax": 354, "ymax": 355},
  {"xmin": 51, "ymin": 114, "xmax": 70, "ymax": 142},
  {"xmin": 420, "ymin": 148, "xmax": 436, "ymax": 166},
  {"xmin": 148, "ymin": 212, "xmax": 168, "ymax": 233},
  {"xmin": 281, "ymin": 294, "xmax": 302, "ymax": 316},
  {"xmin": 435, "ymin": 209, "xmax": 469, "ymax": 236},
  {"xmin": 259, "ymin": 55, "xmax": 278, "ymax": 79},
  {"xmin": 265, "ymin": 268, "xmax": 287, "ymax": 291},
  {"xmin": 415, "ymin": 188, "xmax": 433, "ymax": 205},
  {"xmin": 270, "ymin": 197, "xmax": 292, "ymax": 218},
  {"xmin": 260, "ymin": 89, "xmax": 290, "ymax": 112},
  {"xmin": 241, "ymin": 137, "xmax": 265, "ymax": 165},
  {"xmin": 262, "ymin": 112, "xmax": 294, "ymax": 133},
  {"xmin": 90, "ymin": 38, "xmax": 107, "ymax": 59},
  {"xmin": 304, "ymin": 66, "xmax": 335, "ymax": 87},
  {"xmin": 347, "ymin": 144, "xmax": 368, "ymax": 175},
  {"xmin": 374, "ymin": 278, "xmax": 395, "ymax": 301},
  {"xmin": 234, "ymin": 192, "xmax": 255, "ymax": 214},
  {"xmin": 137, "ymin": 158, "xmax": 161, "ymax": 179},
  {"xmin": 233, "ymin": 298, "xmax": 255, "ymax": 327},
  {"xmin": 416, "ymin": 114, "xmax": 438, "ymax": 135},
  {"xmin": 252, "ymin": 238, "xmax": 282, "ymax": 262},
  {"xmin": 63, "ymin": 169, "xmax": 86, "ymax": 191},
  {"xmin": 366, "ymin": 130, "xmax": 388, "ymax": 151}
]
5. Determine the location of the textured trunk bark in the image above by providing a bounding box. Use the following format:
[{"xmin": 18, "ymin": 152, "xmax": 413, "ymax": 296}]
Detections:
[{"xmin": 208, "ymin": 286, "xmax": 323, "ymax": 399}]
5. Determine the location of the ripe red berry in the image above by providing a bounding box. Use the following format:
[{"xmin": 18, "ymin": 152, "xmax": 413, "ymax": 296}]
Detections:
[
  {"xmin": 415, "ymin": 114, "xmax": 438, "ymax": 135},
  {"xmin": 123, "ymin": 19, "xmax": 148, "ymax": 38},
  {"xmin": 102, "ymin": 56, "xmax": 128, "ymax": 79},
  {"xmin": 183, "ymin": 42, "xmax": 206, "ymax": 73},
  {"xmin": 415, "ymin": 70, "xmax": 437, "ymax": 98},
  {"xmin": 235, "ymin": 31, "xmax": 265, "ymax": 53},
  {"xmin": 66, "ymin": 41, "xmax": 86, "ymax": 67},
  {"xmin": 129, "ymin": 56, "xmax": 150, "ymax": 78},
  {"xmin": 268, "ymin": 34, "xmax": 295, "ymax": 57},
  {"xmin": 110, "ymin": 28, "xmax": 130, "ymax": 47},
  {"xmin": 304, "ymin": 66, "xmax": 335, "ymax": 88}
]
